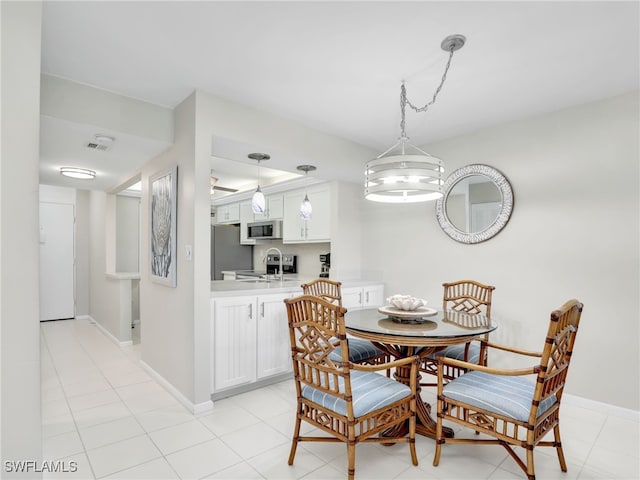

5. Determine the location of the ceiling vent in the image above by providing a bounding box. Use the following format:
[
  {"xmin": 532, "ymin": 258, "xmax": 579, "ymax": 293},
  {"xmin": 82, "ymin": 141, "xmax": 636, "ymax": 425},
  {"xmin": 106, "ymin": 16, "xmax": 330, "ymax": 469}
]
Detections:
[
  {"xmin": 86, "ymin": 142, "xmax": 109, "ymax": 151},
  {"xmin": 86, "ymin": 134, "xmax": 115, "ymax": 151}
]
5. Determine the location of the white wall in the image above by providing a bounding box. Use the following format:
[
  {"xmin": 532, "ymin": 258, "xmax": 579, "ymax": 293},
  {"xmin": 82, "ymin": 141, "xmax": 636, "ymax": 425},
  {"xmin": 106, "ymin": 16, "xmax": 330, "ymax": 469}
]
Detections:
[
  {"xmin": 0, "ymin": 0, "xmax": 43, "ymax": 469},
  {"xmin": 75, "ymin": 190, "xmax": 91, "ymax": 315},
  {"xmin": 116, "ymin": 195, "xmax": 140, "ymax": 272},
  {"xmin": 88, "ymin": 191, "xmax": 125, "ymax": 339},
  {"xmin": 360, "ymin": 92, "xmax": 639, "ymax": 411},
  {"xmin": 140, "ymin": 93, "xmax": 208, "ymax": 409}
]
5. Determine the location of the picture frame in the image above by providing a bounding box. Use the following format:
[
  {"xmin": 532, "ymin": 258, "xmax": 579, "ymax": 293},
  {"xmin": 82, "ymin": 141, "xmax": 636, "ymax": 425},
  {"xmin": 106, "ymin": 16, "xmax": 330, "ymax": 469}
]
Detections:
[{"xmin": 149, "ymin": 165, "xmax": 178, "ymax": 287}]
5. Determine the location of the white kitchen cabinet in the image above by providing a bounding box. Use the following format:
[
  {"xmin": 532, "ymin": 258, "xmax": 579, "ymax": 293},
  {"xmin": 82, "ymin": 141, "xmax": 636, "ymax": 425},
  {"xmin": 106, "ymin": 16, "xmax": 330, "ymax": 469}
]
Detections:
[
  {"xmin": 215, "ymin": 203, "xmax": 240, "ymax": 224},
  {"xmin": 283, "ymin": 184, "xmax": 331, "ymax": 243},
  {"xmin": 212, "ymin": 297, "xmax": 257, "ymax": 391},
  {"xmin": 343, "ymin": 284, "xmax": 385, "ymax": 310},
  {"xmin": 256, "ymin": 293, "xmax": 292, "ymax": 379},
  {"xmin": 211, "ymin": 291, "xmax": 293, "ymax": 395},
  {"xmin": 254, "ymin": 194, "xmax": 284, "ymax": 221}
]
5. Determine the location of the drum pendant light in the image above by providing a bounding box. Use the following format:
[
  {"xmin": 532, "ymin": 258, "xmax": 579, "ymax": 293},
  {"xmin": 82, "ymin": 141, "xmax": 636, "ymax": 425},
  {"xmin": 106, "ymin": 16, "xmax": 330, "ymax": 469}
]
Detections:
[{"xmin": 365, "ymin": 34, "xmax": 466, "ymax": 203}]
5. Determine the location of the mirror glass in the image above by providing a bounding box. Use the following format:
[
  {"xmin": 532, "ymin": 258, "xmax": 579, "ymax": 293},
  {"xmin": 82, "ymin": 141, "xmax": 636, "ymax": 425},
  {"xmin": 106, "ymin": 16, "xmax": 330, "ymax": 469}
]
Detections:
[{"xmin": 436, "ymin": 165, "xmax": 513, "ymax": 244}]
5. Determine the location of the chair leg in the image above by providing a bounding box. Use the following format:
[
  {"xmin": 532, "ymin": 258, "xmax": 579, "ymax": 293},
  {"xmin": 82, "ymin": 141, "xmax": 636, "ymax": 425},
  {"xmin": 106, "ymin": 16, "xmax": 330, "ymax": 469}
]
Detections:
[
  {"xmin": 525, "ymin": 447, "xmax": 535, "ymax": 480},
  {"xmin": 287, "ymin": 414, "xmax": 301, "ymax": 465},
  {"xmin": 553, "ymin": 424, "xmax": 568, "ymax": 472},
  {"xmin": 347, "ymin": 441, "xmax": 356, "ymax": 480},
  {"xmin": 409, "ymin": 406, "xmax": 418, "ymax": 466},
  {"xmin": 433, "ymin": 401, "xmax": 443, "ymax": 466}
]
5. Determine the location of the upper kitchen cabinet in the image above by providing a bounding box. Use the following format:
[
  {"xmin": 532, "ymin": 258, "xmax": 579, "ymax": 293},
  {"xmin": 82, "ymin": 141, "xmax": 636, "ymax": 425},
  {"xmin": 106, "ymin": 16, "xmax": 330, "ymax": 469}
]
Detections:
[
  {"xmin": 253, "ymin": 194, "xmax": 284, "ymax": 221},
  {"xmin": 283, "ymin": 183, "xmax": 331, "ymax": 243},
  {"xmin": 215, "ymin": 203, "xmax": 240, "ymax": 224}
]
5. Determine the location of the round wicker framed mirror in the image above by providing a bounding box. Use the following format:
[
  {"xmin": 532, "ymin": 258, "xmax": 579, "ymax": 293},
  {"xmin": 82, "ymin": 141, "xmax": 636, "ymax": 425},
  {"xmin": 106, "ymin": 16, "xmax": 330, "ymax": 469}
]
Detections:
[{"xmin": 435, "ymin": 164, "xmax": 513, "ymax": 244}]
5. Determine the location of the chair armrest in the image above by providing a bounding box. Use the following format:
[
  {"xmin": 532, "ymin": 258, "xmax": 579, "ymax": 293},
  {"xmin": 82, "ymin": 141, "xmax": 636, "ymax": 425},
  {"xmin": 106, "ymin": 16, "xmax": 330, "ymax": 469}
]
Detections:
[
  {"xmin": 438, "ymin": 356, "xmax": 539, "ymax": 377},
  {"xmin": 353, "ymin": 355, "xmax": 419, "ymax": 394},
  {"xmin": 482, "ymin": 340, "xmax": 543, "ymax": 358},
  {"xmin": 351, "ymin": 355, "xmax": 418, "ymax": 373}
]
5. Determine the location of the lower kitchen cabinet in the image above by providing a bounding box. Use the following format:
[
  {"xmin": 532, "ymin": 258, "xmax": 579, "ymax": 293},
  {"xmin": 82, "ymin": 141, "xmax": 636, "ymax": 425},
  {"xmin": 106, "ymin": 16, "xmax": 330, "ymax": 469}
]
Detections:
[
  {"xmin": 256, "ymin": 293, "xmax": 291, "ymax": 379},
  {"xmin": 211, "ymin": 292, "xmax": 293, "ymax": 395},
  {"xmin": 342, "ymin": 284, "xmax": 385, "ymax": 310}
]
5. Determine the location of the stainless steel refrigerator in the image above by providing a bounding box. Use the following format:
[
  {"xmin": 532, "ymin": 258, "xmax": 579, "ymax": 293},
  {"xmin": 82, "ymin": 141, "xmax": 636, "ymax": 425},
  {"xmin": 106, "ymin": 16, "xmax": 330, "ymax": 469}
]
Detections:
[{"xmin": 211, "ymin": 224, "xmax": 253, "ymax": 280}]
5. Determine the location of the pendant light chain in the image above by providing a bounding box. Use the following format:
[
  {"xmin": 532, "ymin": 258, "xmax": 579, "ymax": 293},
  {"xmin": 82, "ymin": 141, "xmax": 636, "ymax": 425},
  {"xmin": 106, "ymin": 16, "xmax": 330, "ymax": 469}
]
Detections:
[{"xmin": 400, "ymin": 46, "xmax": 457, "ymax": 140}]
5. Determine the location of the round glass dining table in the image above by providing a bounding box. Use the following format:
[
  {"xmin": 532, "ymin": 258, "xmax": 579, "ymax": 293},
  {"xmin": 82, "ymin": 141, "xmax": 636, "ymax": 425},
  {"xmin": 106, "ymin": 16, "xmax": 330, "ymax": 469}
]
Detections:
[{"xmin": 345, "ymin": 307, "xmax": 498, "ymax": 439}]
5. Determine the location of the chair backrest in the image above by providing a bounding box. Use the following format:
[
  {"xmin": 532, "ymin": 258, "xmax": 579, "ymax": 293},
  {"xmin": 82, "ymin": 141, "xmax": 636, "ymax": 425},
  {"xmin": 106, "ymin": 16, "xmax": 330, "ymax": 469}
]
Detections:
[
  {"xmin": 301, "ymin": 278, "xmax": 343, "ymax": 306},
  {"xmin": 442, "ymin": 280, "xmax": 495, "ymax": 316},
  {"xmin": 531, "ymin": 299, "xmax": 583, "ymax": 422},
  {"xmin": 284, "ymin": 295, "xmax": 353, "ymax": 412}
]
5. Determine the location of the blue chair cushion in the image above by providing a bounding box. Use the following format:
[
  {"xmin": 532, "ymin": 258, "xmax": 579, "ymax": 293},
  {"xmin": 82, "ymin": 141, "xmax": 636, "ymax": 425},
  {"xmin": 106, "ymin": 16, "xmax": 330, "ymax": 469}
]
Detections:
[
  {"xmin": 301, "ymin": 370, "xmax": 412, "ymax": 417},
  {"xmin": 328, "ymin": 337, "xmax": 385, "ymax": 363},
  {"xmin": 428, "ymin": 343, "xmax": 481, "ymax": 363},
  {"xmin": 443, "ymin": 371, "xmax": 557, "ymax": 422}
]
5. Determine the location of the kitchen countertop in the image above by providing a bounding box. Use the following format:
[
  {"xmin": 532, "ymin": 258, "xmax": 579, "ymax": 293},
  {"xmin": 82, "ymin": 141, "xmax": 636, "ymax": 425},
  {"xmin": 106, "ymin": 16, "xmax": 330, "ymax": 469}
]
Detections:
[{"xmin": 210, "ymin": 278, "xmax": 384, "ymax": 298}]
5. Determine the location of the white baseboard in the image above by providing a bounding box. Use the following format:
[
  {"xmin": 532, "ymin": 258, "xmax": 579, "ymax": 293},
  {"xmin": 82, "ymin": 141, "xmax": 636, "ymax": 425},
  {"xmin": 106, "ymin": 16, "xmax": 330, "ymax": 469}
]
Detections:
[
  {"xmin": 140, "ymin": 360, "xmax": 213, "ymax": 415},
  {"xmin": 88, "ymin": 316, "xmax": 211, "ymax": 414},
  {"xmin": 88, "ymin": 315, "xmax": 134, "ymax": 347},
  {"xmin": 564, "ymin": 393, "xmax": 640, "ymax": 421}
]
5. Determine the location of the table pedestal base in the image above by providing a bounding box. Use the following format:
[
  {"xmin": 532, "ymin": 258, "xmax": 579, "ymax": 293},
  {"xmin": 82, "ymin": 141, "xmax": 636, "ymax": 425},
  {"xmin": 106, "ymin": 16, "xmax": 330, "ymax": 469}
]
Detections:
[{"xmin": 381, "ymin": 362, "xmax": 454, "ymax": 440}]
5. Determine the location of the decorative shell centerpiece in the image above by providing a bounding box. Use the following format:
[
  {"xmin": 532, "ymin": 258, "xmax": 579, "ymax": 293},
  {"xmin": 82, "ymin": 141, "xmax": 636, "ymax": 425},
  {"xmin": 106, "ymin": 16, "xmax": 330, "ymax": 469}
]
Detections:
[{"xmin": 386, "ymin": 295, "xmax": 428, "ymax": 311}]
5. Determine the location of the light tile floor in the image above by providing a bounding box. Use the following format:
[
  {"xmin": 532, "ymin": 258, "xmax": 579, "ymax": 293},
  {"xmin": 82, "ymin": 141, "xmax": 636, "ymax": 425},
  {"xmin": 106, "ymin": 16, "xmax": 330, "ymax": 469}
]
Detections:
[{"xmin": 41, "ymin": 318, "xmax": 639, "ymax": 480}]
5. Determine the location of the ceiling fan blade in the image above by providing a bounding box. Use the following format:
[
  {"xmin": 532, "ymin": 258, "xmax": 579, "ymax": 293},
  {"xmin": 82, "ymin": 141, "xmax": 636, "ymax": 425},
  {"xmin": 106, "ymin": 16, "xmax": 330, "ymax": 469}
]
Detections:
[
  {"xmin": 211, "ymin": 185, "xmax": 239, "ymax": 193},
  {"xmin": 210, "ymin": 174, "xmax": 238, "ymax": 193}
]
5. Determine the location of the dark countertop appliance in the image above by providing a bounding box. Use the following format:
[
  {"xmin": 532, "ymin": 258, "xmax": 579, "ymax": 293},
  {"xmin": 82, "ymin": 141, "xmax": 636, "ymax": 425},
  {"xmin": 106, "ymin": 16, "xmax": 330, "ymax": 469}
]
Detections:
[
  {"xmin": 266, "ymin": 253, "xmax": 297, "ymax": 275},
  {"xmin": 319, "ymin": 253, "xmax": 330, "ymax": 278}
]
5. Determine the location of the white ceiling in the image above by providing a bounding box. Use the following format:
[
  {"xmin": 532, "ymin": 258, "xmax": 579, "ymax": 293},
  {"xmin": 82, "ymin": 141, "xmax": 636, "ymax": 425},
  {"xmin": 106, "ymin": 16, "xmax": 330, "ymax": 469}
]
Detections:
[{"xmin": 39, "ymin": 1, "xmax": 639, "ymax": 192}]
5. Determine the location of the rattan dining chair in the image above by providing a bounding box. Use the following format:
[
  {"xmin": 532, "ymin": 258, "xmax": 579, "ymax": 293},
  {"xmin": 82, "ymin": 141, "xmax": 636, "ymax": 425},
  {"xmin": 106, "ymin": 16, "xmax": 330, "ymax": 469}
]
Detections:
[
  {"xmin": 433, "ymin": 299, "xmax": 583, "ymax": 480},
  {"xmin": 301, "ymin": 278, "xmax": 390, "ymax": 369},
  {"xmin": 284, "ymin": 295, "xmax": 419, "ymax": 480},
  {"xmin": 420, "ymin": 280, "xmax": 495, "ymax": 386}
]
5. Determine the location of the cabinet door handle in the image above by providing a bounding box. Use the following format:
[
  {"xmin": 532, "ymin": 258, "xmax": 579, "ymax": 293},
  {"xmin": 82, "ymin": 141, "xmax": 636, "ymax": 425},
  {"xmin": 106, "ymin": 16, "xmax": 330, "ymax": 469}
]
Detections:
[
  {"xmin": 248, "ymin": 303, "xmax": 253, "ymax": 318},
  {"xmin": 358, "ymin": 292, "xmax": 362, "ymax": 305},
  {"xmin": 366, "ymin": 291, "xmax": 370, "ymax": 304},
  {"xmin": 260, "ymin": 302, "xmax": 265, "ymax": 318}
]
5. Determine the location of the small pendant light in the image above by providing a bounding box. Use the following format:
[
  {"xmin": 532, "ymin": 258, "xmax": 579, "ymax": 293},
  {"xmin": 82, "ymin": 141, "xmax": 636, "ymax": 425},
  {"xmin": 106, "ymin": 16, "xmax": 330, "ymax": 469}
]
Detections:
[
  {"xmin": 249, "ymin": 153, "xmax": 270, "ymax": 214},
  {"xmin": 297, "ymin": 165, "xmax": 316, "ymax": 220}
]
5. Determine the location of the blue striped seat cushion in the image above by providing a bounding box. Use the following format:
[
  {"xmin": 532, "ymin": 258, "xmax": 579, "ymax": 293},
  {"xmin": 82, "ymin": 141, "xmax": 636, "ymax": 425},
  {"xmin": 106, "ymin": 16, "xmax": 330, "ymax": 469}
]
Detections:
[
  {"xmin": 427, "ymin": 343, "xmax": 481, "ymax": 363},
  {"xmin": 328, "ymin": 337, "xmax": 385, "ymax": 363},
  {"xmin": 443, "ymin": 371, "xmax": 557, "ymax": 422},
  {"xmin": 301, "ymin": 370, "xmax": 411, "ymax": 417}
]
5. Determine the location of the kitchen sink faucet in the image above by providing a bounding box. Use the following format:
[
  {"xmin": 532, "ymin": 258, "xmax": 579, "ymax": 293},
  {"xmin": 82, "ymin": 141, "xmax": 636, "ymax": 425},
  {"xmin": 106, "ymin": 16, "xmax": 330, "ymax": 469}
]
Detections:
[{"xmin": 264, "ymin": 247, "xmax": 283, "ymax": 281}]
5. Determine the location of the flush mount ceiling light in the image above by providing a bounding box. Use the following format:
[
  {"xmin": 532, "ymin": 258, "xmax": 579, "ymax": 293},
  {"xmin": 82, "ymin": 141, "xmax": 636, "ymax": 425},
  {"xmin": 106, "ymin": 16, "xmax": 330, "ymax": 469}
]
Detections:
[
  {"xmin": 365, "ymin": 34, "xmax": 466, "ymax": 203},
  {"xmin": 248, "ymin": 152, "xmax": 270, "ymax": 214},
  {"xmin": 59, "ymin": 167, "xmax": 96, "ymax": 180},
  {"xmin": 296, "ymin": 165, "xmax": 317, "ymax": 220}
]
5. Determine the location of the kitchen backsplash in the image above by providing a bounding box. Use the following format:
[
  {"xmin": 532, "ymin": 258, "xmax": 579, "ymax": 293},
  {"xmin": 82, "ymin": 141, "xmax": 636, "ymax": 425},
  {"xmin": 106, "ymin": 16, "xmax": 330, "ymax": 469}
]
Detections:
[{"xmin": 253, "ymin": 241, "xmax": 330, "ymax": 278}]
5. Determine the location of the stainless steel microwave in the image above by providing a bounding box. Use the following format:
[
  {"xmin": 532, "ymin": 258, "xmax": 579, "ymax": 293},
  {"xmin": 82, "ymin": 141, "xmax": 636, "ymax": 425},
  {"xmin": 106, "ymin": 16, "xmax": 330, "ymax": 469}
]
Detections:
[{"xmin": 247, "ymin": 220, "xmax": 283, "ymax": 239}]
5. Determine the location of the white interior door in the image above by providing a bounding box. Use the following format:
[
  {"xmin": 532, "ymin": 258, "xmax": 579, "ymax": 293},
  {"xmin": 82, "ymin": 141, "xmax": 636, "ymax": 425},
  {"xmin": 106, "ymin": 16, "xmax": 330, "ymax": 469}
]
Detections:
[{"xmin": 39, "ymin": 202, "xmax": 75, "ymax": 321}]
